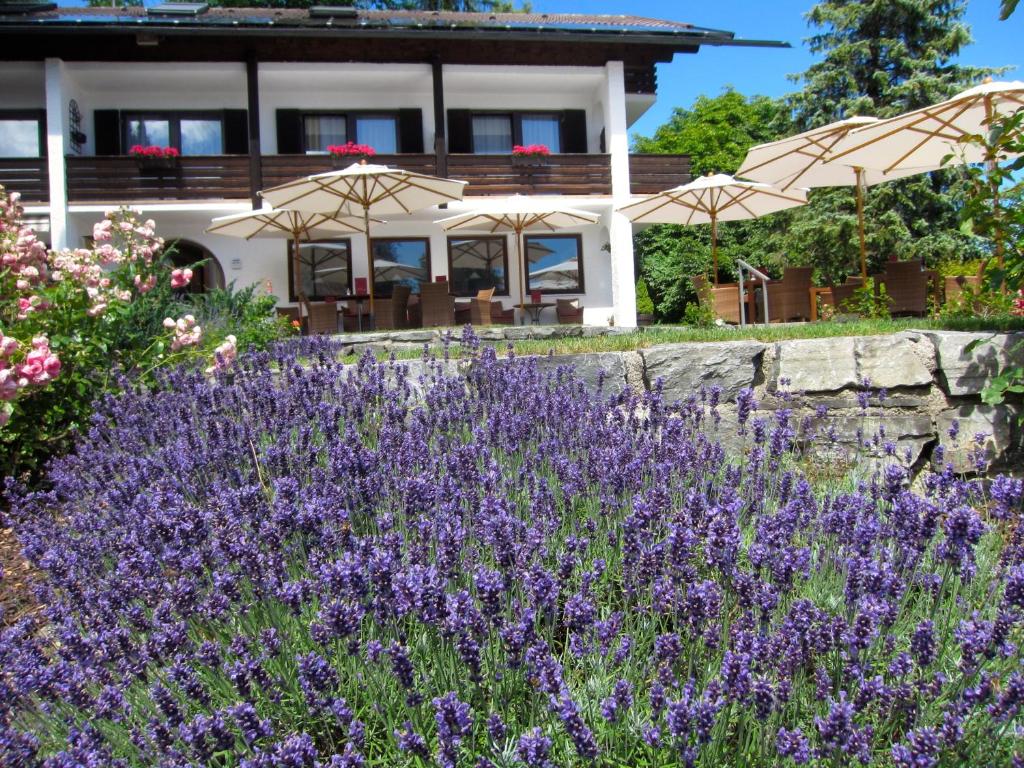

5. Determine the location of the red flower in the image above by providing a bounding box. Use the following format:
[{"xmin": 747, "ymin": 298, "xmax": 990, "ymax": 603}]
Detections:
[
  {"xmin": 129, "ymin": 145, "xmax": 179, "ymax": 158},
  {"xmin": 327, "ymin": 141, "xmax": 377, "ymax": 158},
  {"xmin": 512, "ymin": 144, "xmax": 551, "ymax": 157}
]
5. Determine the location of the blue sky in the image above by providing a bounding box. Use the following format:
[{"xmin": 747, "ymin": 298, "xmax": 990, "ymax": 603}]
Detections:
[{"xmin": 532, "ymin": 0, "xmax": 1021, "ymax": 139}]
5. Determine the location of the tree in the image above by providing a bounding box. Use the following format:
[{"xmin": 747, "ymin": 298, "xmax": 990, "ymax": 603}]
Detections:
[
  {"xmin": 1001, "ymin": 0, "xmax": 1018, "ymax": 20},
  {"xmin": 784, "ymin": 0, "xmax": 995, "ymax": 280}
]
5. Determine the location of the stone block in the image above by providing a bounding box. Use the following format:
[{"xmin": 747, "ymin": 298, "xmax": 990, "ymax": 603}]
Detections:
[
  {"xmin": 935, "ymin": 403, "xmax": 1022, "ymax": 473},
  {"xmin": 534, "ymin": 352, "xmax": 628, "ymax": 395},
  {"xmin": 772, "ymin": 337, "xmax": 857, "ymax": 392},
  {"xmin": 855, "ymin": 335, "xmax": 933, "ymax": 389},
  {"xmin": 815, "ymin": 412, "xmax": 936, "ymax": 468},
  {"xmin": 922, "ymin": 331, "xmax": 1024, "ymax": 396},
  {"xmin": 641, "ymin": 341, "xmax": 765, "ymax": 403}
]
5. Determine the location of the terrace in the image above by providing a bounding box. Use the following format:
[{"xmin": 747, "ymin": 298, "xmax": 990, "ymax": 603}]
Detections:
[{"xmin": 54, "ymin": 152, "xmax": 691, "ymax": 204}]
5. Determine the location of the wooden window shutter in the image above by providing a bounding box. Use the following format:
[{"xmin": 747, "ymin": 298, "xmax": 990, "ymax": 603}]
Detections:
[
  {"xmin": 223, "ymin": 109, "xmax": 249, "ymax": 155},
  {"xmin": 93, "ymin": 110, "xmax": 121, "ymax": 155},
  {"xmin": 446, "ymin": 109, "xmax": 472, "ymax": 154},
  {"xmin": 398, "ymin": 109, "xmax": 424, "ymax": 153},
  {"xmin": 276, "ymin": 109, "xmax": 303, "ymax": 154},
  {"xmin": 560, "ymin": 110, "xmax": 588, "ymax": 154}
]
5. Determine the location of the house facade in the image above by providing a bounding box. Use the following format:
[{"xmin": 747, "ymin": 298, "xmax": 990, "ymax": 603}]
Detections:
[{"xmin": 0, "ymin": 4, "xmax": 782, "ymax": 326}]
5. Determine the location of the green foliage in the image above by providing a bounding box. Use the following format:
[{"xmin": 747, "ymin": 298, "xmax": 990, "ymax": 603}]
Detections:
[
  {"xmin": 837, "ymin": 278, "xmax": 891, "ymax": 319},
  {"xmin": 682, "ymin": 298, "xmax": 715, "ymax": 328},
  {"xmin": 634, "ymin": 278, "xmax": 654, "ymax": 316},
  {"xmin": 937, "ymin": 258, "xmax": 985, "ymax": 278},
  {"xmin": 631, "ymin": 88, "xmax": 788, "ymax": 176},
  {"xmin": 937, "ymin": 284, "xmax": 1017, "ymax": 322},
  {"xmin": 1001, "ymin": 0, "xmax": 1019, "ymax": 20}
]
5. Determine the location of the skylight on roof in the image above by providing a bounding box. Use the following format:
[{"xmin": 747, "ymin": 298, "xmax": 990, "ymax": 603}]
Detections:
[{"xmin": 147, "ymin": 3, "xmax": 209, "ymax": 17}]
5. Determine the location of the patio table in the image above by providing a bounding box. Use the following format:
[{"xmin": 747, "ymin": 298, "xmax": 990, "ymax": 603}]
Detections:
[
  {"xmin": 338, "ymin": 293, "xmax": 372, "ymax": 332},
  {"xmin": 808, "ymin": 286, "xmax": 833, "ymax": 322},
  {"xmin": 517, "ymin": 302, "xmax": 554, "ymax": 325}
]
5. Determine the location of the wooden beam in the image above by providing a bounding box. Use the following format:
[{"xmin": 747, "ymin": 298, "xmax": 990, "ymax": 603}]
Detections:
[
  {"xmin": 431, "ymin": 56, "xmax": 447, "ymax": 179},
  {"xmin": 245, "ymin": 53, "xmax": 262, "ymax": 207}
]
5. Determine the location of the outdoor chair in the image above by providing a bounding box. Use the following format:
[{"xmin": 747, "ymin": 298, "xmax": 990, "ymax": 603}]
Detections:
[
  {"xmin": 556, "ymin": 298, "xmax": 584, "ymax": 324},
  {"xmin": 419, "ymin": 282, "xmax": 455, "ymax": 327},
  {"xmin": 455, "ymin": 287, "xmax": 495, "ymax": 326},
  {"xmin": 307, "ymin": 302, "xmax": 339, "ymax": 335},
  {"xmin": 490, "ymin": 301, "xmax": 515, "ymax": 325},
  {"xmin": 373, "ymin": 285, "xmax": 411, "ymax": 330},
  {"xmin": 827, "ymin": 276, "xmax": 864, "ymax": 314},
  {"xmin": 879, "ymin": 260, "xmax": 929, "ymax": 316},
  {"xmin": 763, "ymin": 266, "xmax": 814, "ymax": 322},
  {"xmin": 693, "ymin": 275, "xmax": 741, "ymax": 324}
]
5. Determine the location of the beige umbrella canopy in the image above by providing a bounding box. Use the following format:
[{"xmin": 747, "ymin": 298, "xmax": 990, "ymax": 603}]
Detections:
[
  {"xmin": 828, "ymin": 80, "xmax": 1024, "ymax": 274},
  {"xmin": 435, "ymin": 195, "xmax": 599, "ymax": 318},
  {"xmin": 206, "ymin": 208, "xmax": 376, "ymax": 315},
  {"xmin": 260, "ymin": 161, "xmax": 468, "ymax": 318},
  {"xmin": 737, "ymin": 117, "xmax": 930, "ymax": 278},
  {"xmin": 618, "ymin": 173, "xmax": 807, "ymax": 285}
]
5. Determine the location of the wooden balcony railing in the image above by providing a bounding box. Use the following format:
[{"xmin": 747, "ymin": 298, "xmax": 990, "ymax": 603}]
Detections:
[
  {"xmin": 0, "ymin": 158, "xmax": 49, "ymax": 204},
  {"xmin": 448, "ymin": 153, "xmax": 612, "ymax": 196},
  {"xmin": 261, "ymin": 154, "xmax": 437, "ymax": 190},
  {"xmin": 629, "ymin": 154, "xmax": 692, "ymax": 195},
  {"xmin": 66, "ymin": 155, "xmax": 251, "ymax": 203},
  {"xmin": 59, "ymin": 153, "xmax": 691, "ymax": 204}
]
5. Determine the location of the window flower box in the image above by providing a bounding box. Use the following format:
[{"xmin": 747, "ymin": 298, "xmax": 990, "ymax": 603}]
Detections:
[
  {"xmin": 328, "ymin": 142, "xmax": 376, "ymax": 166},
  {"xmin": 512, "ymin": 144, "xmax": 551, "ymax": 167},
  {"xmin": 129, "ymin": 145, "xmax": 180, "ymax": 170}
]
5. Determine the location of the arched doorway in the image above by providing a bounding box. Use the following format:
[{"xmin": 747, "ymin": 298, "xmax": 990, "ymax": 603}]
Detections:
[{"xmin": 169, "ymin": 240, "xmax": 226, "ymax": 294}]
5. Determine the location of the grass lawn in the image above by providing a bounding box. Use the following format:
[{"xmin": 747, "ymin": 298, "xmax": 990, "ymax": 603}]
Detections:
[{"xmin": 343, "ymin": 315, "xmax": 1024, "ymax": 363}]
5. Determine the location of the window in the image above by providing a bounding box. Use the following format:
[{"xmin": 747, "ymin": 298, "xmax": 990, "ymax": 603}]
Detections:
[
  {"xmin": 471, "ymin": 114, "xmax": 513, "ymax": 154},
  {"xmin": 447, "ymin": 236, "xmax": 509, "ymax": 297},
  {"xmin": 287, "ymin": 239, "xmax": 353, "ymax": 302},
  {"xmin": 303, "ymin": 115, "xmax": 346, "ymax": 152},
  {"xmin": 523, "ymin": 234, "xmax": 584, "ymax": 295},
  {"xmin": 0, "ymin": 111, "xmax": 44, "ymax": 158},
  {"xmin": 371, "ymin": 238, "xmax": 430, "ymax": 297},
  {"xmin": 520, "ymin": 113, "xmax": 561, "ymax": 152},
  {"xmin": 300, "ymin": 112, "xmax": 398, "ymax": 154},
  {"xmin": 124, "ymin": 112, "xmax": 224, "ymax": 155}
]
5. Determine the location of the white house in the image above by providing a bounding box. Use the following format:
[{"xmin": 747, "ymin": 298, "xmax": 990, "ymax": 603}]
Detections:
[{"xmin": 0, "ymin": 3, "xmax": 783, "ymax": 327}]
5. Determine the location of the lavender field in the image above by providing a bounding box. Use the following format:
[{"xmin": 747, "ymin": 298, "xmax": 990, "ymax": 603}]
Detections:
[{"xmin": 2, "ymin": 333, "xmax": 1023, "ymax": 767}]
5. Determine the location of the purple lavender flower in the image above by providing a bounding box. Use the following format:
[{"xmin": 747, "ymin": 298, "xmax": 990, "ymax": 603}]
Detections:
[
  {"xmin": 516, "ymin": 727, "xmax": 553, "ymax": 768},
  {"xmin": 776, "ymin": 727, "xmax": 810, "ymax": 764}
]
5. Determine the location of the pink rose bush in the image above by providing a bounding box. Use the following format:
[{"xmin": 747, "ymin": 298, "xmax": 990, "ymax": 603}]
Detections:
[{"xmin": 0, "ymin": 184, "xmax": 278, "ymax": 479}]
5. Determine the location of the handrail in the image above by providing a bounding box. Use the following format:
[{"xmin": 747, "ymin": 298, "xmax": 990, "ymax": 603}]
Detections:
[{"xmin": 736, "ymin": 258, "xmax": 770, "ymax": 327}]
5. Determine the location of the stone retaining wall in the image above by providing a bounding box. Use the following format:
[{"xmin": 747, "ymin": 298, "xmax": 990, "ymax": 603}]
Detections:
[{"xmin": 529, "ymin": 330, "xmax": 1024, "ymax": 475}]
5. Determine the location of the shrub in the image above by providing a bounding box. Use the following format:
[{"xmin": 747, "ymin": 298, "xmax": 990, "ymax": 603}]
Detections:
[
  {"xmin": 838, "ymin": 277, "xmax": 891, "ymax": 319},
  {"xmin": 3, "ymin": 333, "xmax": 1023, "ymax": 767},
  {"xmin": 635, "ymin": 278, "xmax": 655, "ymax": 316},
  {"xmin": 0, "ymin": 187, "xmax": 290, "ymax": 481}
]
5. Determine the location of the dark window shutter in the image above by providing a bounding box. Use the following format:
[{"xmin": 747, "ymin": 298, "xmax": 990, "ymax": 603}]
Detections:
[
  {"xmin": 560, "ymin": 109, "xmax": 587, "ymax": 153},
  {"xmin": 276, "ymin": 109, "xmax": 303, "ymax": 154},
  {"xmin": 94, "ymin": 110, "xmax": 121, "ymax": 155},
  {"xmin": 447, "ymin": 109, "xmax": 472, "ymax": 154},
  {"xmin": 397, "ymin": 109, "xmax": 424, "ymax": 153},
  {"xmin": 599, "ymin": 128, "xmax": 606, "ymax": 154},
  {"xmin": 223, "ymin": 109, "xmax": 248, "ymax": 154}
]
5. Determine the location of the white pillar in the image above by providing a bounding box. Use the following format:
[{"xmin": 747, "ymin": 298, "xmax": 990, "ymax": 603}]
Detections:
[
  {"xmin": 44, "ymin": 58, "xmax": 68, "ymax": 250},
  {"xmin": 601, "ymin": 61, "xmax": 636, "ymax": 328}
]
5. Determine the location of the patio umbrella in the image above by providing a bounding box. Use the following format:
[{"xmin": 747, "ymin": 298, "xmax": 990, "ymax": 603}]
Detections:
[
  {"xmin": 618, "ymin": 173, "xmax": 807, "ymax": 285},
  {"xmin": 206, "ymin": 207, "xmax": 377, "ymax": 315},
  {"xmin": 529, "ymin": 257, "xmax": 581, "ymax": 291},
  {"xmin": 737, "ymin": 117, "xmax": 930, "ymax": 278},
  {"xmin": 827, "ymin": 80, "xmax": 1024, "ymax": 274},
  {"xmin": 259, "ymin": 161, "xmax": 467, "ymax": 319},
  {"xmin": 435, "ymin": 195, "xmax": 599, "ymax": 319}
]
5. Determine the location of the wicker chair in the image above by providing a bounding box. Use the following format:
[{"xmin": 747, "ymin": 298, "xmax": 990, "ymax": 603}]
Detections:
[
  {"xmin": 826, "ymin": 276, "xmax": 864, "ymax": 313},
  {"xmin": 692, "ymin": 276, "xmax": 741, "ymax": 324},
  {"xmin": 373, "ymin": 285, "xmax": 411, "ymax": 330},
  {"xmin": 307, "ymin": 302, "xmax": 339, "ymax": 335},
  {"xmin": 879, "ymin": 261, "xmax": 929, "ymax": 316},
  {"xmin": 764, "ymin": 267, "xmax": 814, "ymax": 322},
  {"xmin": 490, "ymin": 301, "xmax": 515, "ymax": 325},
  {"xmin": 418, "ymin": 282, "xmax": 455, "ymax": 327},
  {"xmin": 455, "ymin": 288, "xmax": 495, "ymax": 326},
  {"xmin": 556, "ymin": 298, "xmax": 583, "ymax": 324}
]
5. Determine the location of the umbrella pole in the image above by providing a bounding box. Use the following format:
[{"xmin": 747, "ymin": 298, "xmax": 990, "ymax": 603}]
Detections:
[
  {"xmin": 855, "ymin": 168, "xmax": 868, "ymax": 279},
  {"xmin": 292, "ymin": 225, "xmax": 311, "ymax": 330},
  {"xmin": 984, "ymin": 93, "xmax": 1005, "ymax": 291},
  {"xmin": 363, "ymin": 206, "xmax": 375, "ymax": 326},
  {"xmin": 711, "ymin": 216, "xmax": 719, "ymax": 286},
  {"xmin": 517, "ymin": 227, "xmax": 526, "ymax": 325}
]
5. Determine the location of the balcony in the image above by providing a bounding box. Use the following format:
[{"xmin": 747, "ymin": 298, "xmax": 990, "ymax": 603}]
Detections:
[
  {"xmin": 66, "ymin": 155, "xmax": 251, "ymax": 204},
  {"xmin": 0, "ymin": 158, "xmax": 49, "ymax": 204},
  {"xmin": 63, "ymin": 153, "xmax": 691, "ymax": 204}
]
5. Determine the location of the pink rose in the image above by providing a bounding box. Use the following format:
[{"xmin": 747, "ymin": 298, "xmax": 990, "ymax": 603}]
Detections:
[{"xmin": 170, "ymin": 268, "xmax": 193, "ymax": 289}]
